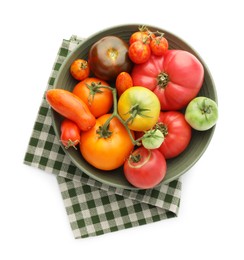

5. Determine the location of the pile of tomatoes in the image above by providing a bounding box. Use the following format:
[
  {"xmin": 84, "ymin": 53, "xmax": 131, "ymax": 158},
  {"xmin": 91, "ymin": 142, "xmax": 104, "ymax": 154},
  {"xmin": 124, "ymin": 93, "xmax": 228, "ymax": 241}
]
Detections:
[{"xmin": 46, "ymin": 26, "xmax": 218, "ymax": 189}]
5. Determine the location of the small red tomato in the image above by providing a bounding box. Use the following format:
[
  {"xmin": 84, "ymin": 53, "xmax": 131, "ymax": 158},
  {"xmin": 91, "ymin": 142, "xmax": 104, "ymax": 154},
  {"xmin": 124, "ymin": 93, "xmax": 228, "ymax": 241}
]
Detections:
[
  {"xmin": 124, "ymin": 146, "xmax": 167, "ymax": 189},
  {"xmin": 60, "ymin": 119, "xmax": 81, "ymax": 149},
  {"xmin": 70, "ymin": 59, "xmax": 90, "ymax": 81},
  {"xmin": 150, "ymin": 36, "xmax": 169, "ymax": 56},
  {"xmin": 128, "ymin": 41, "xmax": 151, "ymax": 64},
  {"xmin": 129, "ymin": 31, "xmax": 151, "ymax": 45},
  {"xmin": 115, "ymin": 72, "xmax": 133, "ymax": 96}
]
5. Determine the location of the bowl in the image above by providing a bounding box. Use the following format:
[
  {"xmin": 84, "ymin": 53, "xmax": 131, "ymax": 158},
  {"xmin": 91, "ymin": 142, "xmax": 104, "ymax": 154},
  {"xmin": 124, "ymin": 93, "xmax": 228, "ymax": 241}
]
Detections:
[{"xmin": 51, "ymin": 24, "xmax": 217, "ymax": 190}]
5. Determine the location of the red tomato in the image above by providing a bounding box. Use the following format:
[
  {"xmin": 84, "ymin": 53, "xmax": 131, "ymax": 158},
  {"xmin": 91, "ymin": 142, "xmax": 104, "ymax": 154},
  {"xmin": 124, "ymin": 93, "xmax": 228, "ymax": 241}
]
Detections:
[
  {"xmin": 128, "ymin": 41, "xmax": 151, "ymax": 64},
  {"xmin": 72, "ymin": 77, "xmax": 113, "ymax": 118},
  {"xmin": 150, "ymin": 36, "xmax": 168, "ymax": 56},
  {"xmin": 60, "ymin": 119, "xmax": 80, "ymax": 149},
  {"xmin": 157, "ymin": 111, "xmax": 192, "ymax": 159},
  {"xmin": 124, "ymin": 146, "xmax": 167, "ymax": 189},
  {"xmin": 129, "ymin": 31, "xmax": 152, "ymax": 45},
  {"xmin": 80, "ymin": 114, "xmax": 135, "ymax": 171},
  {"xmin": 70, "ymin": 59, "xmax": 90, "ymax": 81},
  {"xmin": 131, "ymin": 50, "xmax": 204, "ymax": 110},
  {"xmin": 115, "ymin": 71, "xmax": 133, "ymax": 96}
]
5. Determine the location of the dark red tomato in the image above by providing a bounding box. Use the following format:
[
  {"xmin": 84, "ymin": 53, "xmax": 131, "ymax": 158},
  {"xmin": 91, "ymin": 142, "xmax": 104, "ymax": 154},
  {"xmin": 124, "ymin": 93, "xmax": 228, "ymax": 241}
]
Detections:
[
  {"xmin": 60, "ymin": 119, "xmax": 81, "ymax": 149},
  {"xmin": 131, "ymin": 50, "xmax": 204, "ymax": 110},
  {"xmin": 157, "ymin": 111, "xmax": 192, "ymax": 159},
  {"xmin": 88, "ymin": 36, "xmax": 133, "ymax": 81},
  {"xmin": 128, "ymin": 41, "xmax": 151, "ymax": 64},
  {"xmin": 124, "ymin": 146, "xmax": 167, "ymax": 189}
]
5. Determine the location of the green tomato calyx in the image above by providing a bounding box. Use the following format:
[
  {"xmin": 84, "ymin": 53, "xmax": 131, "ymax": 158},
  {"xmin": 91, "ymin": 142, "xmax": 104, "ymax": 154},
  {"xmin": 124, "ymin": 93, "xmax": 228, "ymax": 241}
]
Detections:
[{"xmin": 124, "ymin": 104, "xmax": 152, "ymax": 125}]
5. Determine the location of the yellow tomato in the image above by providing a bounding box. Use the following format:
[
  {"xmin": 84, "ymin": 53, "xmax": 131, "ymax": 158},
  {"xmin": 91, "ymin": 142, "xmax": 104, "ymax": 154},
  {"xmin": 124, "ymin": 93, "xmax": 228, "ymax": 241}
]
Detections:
[{"xmin": 118, "ymin": 86, "xmax": 160, "ymax": 131}]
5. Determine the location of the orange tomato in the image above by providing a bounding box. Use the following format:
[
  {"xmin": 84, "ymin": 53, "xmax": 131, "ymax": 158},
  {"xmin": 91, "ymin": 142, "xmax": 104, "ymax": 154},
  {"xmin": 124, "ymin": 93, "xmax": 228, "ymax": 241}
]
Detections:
[
  {"xmin": 73, "ymin": 77, "xmax": 113, "ymax": 118},
  {"xmin": 70, "ymin": 59, "xmax": 90, "ymax": 81},
  {"xmin": 80, "ymin": 114, "xmax": 135, "ymax": 171},
  {"xmin": 115, "ymin": 72, "xmax": 133, "ymax": 96},
  {"xmin": 46, "ymin": 89, "xmax": 96, "ymax": 131}
]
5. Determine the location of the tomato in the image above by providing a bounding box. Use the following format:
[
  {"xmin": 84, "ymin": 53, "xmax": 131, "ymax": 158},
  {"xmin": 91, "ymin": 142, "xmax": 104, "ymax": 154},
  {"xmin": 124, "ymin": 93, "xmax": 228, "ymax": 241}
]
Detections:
[
  {"xmin": 70, "ymin": 59, "xmax": 90, "ymax": 81},
  {"xmin": 131, "ymin": 50, "xmax": 204, "ymax": 110},
  {"xmin": 115, "ymin": 72, "xmax": 133, "ymax": 96},
  {"xmin": 88, "ymin": 36, "xmax": 133, "ymax": 81},
  {"xmin": 60, "ymin": 119, "xmax": 80, "ymax": 149},
  {"xmin": 124, "ymin": 146, "xmax": 167, "ymax": 189},
  {"xmin": 118, "ymin": 86, "xmax": 160, "ymax": 131},
  {"xmin": 46, "ymin": 89, "xmax": 96, "ymax": 131},
  {"xmin": 129, "ymin": 31, "xmax": 152, "ymax": 45},
  {"xmin": 128, "ymin": 41, "xmax": 151, "ymax": 64},
  {"xmin": 185, "ymin": 96, "xmax": 218, "ymax": 131},
  {"xmin": 157, "ymin": 111, "xmax": 192, "ymax": 159},
  {"xmin": 80, "ymin": 114, "xmax": 134, "ymax": 171},
  {"xmin": 72, "ymin": 77, "xmax": 113, "ymax": 118},
  {"xmin": 150, "ymin": 36, "xmax": 168, "ymax": 56}
]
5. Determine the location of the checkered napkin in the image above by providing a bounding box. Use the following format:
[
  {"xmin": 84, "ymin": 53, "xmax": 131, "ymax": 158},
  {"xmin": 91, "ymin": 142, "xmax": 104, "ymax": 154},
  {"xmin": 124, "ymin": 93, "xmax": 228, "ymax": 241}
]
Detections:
[{"xmin": 23, "ymin": 35, "xmax": 182, "ymax": 239}]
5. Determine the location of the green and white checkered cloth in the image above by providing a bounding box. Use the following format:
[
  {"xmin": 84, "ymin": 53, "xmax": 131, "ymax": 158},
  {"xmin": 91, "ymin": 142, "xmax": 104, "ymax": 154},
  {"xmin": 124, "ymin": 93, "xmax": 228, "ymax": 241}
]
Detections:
[{"xmin": 23, "ymin": 36, "xmax": 182, "ymax": 239}]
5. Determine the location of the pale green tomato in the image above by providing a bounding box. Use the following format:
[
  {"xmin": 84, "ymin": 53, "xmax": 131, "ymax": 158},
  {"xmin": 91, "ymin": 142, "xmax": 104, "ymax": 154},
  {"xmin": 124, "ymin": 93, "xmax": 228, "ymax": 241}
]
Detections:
[
  {"xmin": 142, "ymin": 129, "xmax": 164, "ymax": 149},
  {"xmin": 185, "ymin": 96, "xmax": 218, "ymax": 131}
]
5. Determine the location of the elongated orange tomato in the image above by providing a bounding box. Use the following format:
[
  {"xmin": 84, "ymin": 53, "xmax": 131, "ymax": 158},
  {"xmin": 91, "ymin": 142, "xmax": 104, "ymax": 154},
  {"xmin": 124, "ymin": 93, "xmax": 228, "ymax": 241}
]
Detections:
[{"xmin": 46, "ymin": 89, "xmax": 96, "ymax": 131}]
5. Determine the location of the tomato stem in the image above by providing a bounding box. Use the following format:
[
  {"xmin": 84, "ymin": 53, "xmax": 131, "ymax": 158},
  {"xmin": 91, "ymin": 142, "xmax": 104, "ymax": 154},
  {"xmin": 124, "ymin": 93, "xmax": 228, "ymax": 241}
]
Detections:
[{"xmin": 157, "ymin": 72, "xmax": 169, "ymax": 88}]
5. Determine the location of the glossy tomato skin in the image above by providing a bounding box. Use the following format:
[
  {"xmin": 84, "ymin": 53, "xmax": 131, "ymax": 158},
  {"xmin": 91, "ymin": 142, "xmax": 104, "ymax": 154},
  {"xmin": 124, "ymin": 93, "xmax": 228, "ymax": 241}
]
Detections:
[
  {"xmin": 72, "ymin": 77, "xmax": 113, "ymax": 118},
  {"xmin": 128, "ymin": 41, "xmax": 151, "ymax": 64},
  {"xmin": 185, "ymin": 96, "xmax": 218, "ymax": 131},
  {"xmin": 150, "ymin": 36, "xmax": 168, "ymax": 56},
  {"xmin": 60, "ymin": 119, "xmax": 80, "ymax": 149},
  {"xmin": 88, "ymin": 36, "xmax": 133, "ymax": 81},
  {"xmin": 118, "ymin": 86, "xmax": 160, "ymax": 131},
  {"xmin": 124, "ymin": 147, "xmax": 167, "ymax": 189},
  {"xmin": 131, "ymin": 50, "xmax": 204, "ymax": 110},
  {"xmin": 115, "ymin": 71, "xmax": 133, "ymax": 96},
  {"xmin": 129, "ymin": 31, "xmax": 152, "ymax": 45},
  {"xmin": 70, "ymin": 59, "xmax": 90, "ymax": 81},
  {"xmin": 157, "ymin": 111, "xmax": 192, "ymax": 159},
  {"xmin": 80, "ymin": 114, "xmax": 134, "ymax": 171}
]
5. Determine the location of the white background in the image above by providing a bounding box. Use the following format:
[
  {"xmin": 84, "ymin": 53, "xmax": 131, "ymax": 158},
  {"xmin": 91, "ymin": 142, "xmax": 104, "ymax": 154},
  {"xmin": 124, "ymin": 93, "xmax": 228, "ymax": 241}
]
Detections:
[{"xmin": 1, "ymin": 0, "xmax": 243, "ymax": 259}]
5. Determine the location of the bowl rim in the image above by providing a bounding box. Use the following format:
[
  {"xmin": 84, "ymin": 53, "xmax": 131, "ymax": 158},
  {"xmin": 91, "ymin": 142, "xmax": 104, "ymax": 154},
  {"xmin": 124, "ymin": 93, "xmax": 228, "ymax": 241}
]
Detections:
[{"xmin": 51, "ymin": 23, "xmax": 218, "ymax": 190}]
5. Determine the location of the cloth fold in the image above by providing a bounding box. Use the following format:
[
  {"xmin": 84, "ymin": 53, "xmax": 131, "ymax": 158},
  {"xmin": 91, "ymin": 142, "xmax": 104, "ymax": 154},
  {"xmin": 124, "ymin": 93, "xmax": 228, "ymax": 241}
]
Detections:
[{"xmin": 24, "ymin": 35, "xmax": 182, "ymax": 239}]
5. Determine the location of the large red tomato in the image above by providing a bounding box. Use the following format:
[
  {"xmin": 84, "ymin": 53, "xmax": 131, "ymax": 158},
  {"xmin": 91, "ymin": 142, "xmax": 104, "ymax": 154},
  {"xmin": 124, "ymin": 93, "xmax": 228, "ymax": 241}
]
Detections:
[
  {"xmin": 131, "ymin": 50, "xmax": 204, "ymax": 110},
  {"xmin": 124, "ymin": 146, "xmax": 167, "ymax": 189},
  {"xmin": 157, "ymin": 111, "xmax": 192, "ymax": 159}
]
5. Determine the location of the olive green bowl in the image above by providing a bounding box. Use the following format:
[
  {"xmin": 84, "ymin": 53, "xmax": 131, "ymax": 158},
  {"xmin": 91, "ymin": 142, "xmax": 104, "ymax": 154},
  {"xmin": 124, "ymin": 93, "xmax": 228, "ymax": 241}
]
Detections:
[{"xmin": 51, "ymin": 24, "xmax": 217, "ymax": 190}]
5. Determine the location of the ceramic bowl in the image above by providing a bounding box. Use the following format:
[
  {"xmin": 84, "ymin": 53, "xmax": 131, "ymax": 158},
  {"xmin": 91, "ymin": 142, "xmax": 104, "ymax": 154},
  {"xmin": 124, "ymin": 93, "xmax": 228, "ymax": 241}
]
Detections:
[{"xmin": 51, "ymin": 24, "xmax": 217, "ymax": 189}]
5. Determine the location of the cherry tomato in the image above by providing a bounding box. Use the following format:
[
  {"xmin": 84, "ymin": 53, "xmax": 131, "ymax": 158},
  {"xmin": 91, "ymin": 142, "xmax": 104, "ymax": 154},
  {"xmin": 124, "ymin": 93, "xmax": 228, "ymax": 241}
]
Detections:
[
  {"xmin": 157, "ymin": 111, "xmax": 192, "ymax": 159},
  {"xmin": 124, "ymin": 146, "xmax": 167, "ymax": 189},
  {"xmin": 80, "ymin": 114, "xmax": 135, "ymax": 171},
  {"xmin": 60, "ymin": 119, "xmax": 80, "ymax": 149},
  {"xmin": 128, "ymin": 41, "xmax": 151, "ymax": 64},
  {"xmin": 150, "ymin": 36, "xmax": 168, "ymax": 56},
  {"xmin": 72, "ymin": 77, "xmax": 113, "ymax": 118},
  {"xmin": 88, "ymin": 36, "xmax": 132, "ymax": 81},
  {"xmin": 70, "ymin": 59, "xmax": 90, "ymax": 81},
  {"xmin": 118, "ymin": 86, "xmax": 160, "ymax": 131},
  {"xmin": 129, "ymin": 31, "xmax": 152, "ymax": 45},
  {"xmin": 115, "ymin": 72, "xmax": 133, "ymax": 96}
]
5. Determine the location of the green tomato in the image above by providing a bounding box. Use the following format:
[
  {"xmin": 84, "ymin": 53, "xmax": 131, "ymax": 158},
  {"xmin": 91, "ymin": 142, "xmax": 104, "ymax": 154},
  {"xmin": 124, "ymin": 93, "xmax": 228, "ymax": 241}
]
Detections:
[
  {"xmin": 142, "ymin": 129, "xmax": 164, "ymax": 149},
  {"xmin": 185, "ymin": 96, "xmax": 218, "ymax": 131}
]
